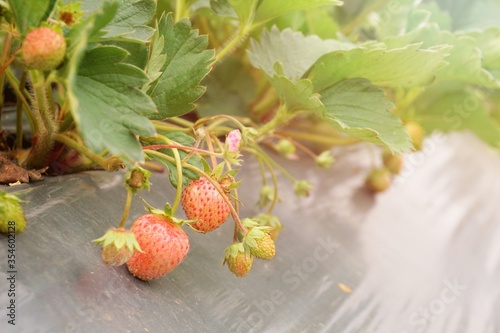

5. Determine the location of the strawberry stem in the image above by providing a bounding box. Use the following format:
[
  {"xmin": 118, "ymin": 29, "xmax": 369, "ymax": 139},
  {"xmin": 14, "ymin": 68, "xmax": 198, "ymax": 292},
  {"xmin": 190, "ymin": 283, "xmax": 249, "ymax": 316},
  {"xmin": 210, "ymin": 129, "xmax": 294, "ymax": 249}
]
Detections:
[
  {"xmin": 53, "ymin": 133, "xmax": 123, "ymax": 171},
  {"xmin": 118, "ymin": 188, "xmax": 133, "ymax": 229},
  {"xmin": 23, "ymin": 70, "xmax": 57, "ymax": 168},
  {"xmin": 170, "ymin": 148, "xmax": 184, "ymax": 214}
]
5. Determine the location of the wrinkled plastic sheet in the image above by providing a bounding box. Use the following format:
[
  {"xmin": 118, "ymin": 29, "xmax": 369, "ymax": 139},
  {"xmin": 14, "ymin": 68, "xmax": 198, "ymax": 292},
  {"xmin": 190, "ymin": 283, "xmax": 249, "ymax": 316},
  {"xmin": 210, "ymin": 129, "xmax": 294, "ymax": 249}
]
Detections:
[{"xmin": 1, "ymin": 132, "xmax": 499, "ymax": 333}]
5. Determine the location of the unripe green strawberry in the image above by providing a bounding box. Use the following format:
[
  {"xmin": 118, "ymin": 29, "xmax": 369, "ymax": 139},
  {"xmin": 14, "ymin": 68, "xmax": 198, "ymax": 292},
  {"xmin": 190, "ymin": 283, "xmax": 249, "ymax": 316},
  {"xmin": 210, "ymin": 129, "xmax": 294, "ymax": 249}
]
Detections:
[
  {"xmin": 243, "ymin": 225, "xmax": 276, "ymax": 260},
  {"xmin": 382, "ymin": 150, "xmax": 404, "ymax": 174},
  {"xmin": 223, "ymin": 243, "xmax": 253, "ymax": 277},
  {"xmin": 126, "ymin": 214, "xmax": 189, "ymax": 281},
  {"xmin": 22, "ymin": 27, "xmax": 67, "ymax": 71},
  {"xmin": 405, "ymin": 121, "xmax": 425, "ymax": 151},
  {"xmin": 181, "ymin": 177, "xmax": 231, "ymax": 233},
  {"xmin": 0, "ymin": 192, "xmax": 26, "ymax": 234},
  {"xmin": 250, "ymin": 233, "xmax": 275, "ymax": 260},
  {"xmin": 365, "ymin": 168, "xmax": 392, "ymax": 192},
  {"xmin": 93, "ymin": 228, "xmax": 142, "ymax": 266}
]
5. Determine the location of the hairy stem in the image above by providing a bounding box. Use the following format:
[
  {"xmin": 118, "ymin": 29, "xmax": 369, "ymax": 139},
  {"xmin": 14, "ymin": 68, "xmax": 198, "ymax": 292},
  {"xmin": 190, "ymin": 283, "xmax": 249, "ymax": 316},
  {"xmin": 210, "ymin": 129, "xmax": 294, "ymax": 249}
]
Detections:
[
  {"xmin": 53, "ymin": 133, "xmax": 123, "ymax": 171},
  {"xmin": 118, "ymin": 189, "xmax": 133, "ymax": 229}
]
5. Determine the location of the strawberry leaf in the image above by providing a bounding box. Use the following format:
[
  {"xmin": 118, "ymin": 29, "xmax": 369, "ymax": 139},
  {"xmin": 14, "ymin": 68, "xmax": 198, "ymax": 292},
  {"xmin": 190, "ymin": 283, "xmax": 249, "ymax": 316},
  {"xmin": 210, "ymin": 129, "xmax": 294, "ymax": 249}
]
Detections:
[
  {"xmin": 7, "ymin": 0, "xmax": 55, "ymax": 35},
  {"xmin": 81, "ymin": 0, "xmax": 156, "ymax": 42},
  {"xmin": 254, "ymin": 0, "xmax": 342, "ymax": 24},
  {"xmin": 146, "ymin": 13, "xmax": 215, "ymax": 119},
  {"xmin": 309, "ymin": 44, "xmax": 451, "ymax": 91},
  {"xmin": 227, "ymin": 0, "xmax": 259, "ymax": 25},
  {"xmin": 318, "ymin": 78, "xmax": 411, "ymax": 153},
  {"xmin": 248, "ymin": 26, "xmax": 353, "ymax": 81},
  {"xmin": 414, "ymin": 84, "xmax": 500, "ymax": 148},
  {"xmin": 383, "ymin": 26, "xmax": 500, "ymax": 88},
  {"xmin": 271, "ymin": 74, "xmax": 323, "ymax": 113},
  {"xmin": 197, "ymin": 56, "xmax": 256, "ymax": 118},
  {"xmin": 67, "ymin": 45, "xmax": 156, "ymax": 163}
]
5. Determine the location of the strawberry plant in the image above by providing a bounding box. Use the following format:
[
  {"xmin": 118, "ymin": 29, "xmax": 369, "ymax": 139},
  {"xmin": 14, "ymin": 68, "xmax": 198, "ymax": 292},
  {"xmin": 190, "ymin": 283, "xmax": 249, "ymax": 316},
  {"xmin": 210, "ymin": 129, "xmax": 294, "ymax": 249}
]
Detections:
[{"xmin": 1, "ymin": 0, "xmax": 500, "ymax": 279}]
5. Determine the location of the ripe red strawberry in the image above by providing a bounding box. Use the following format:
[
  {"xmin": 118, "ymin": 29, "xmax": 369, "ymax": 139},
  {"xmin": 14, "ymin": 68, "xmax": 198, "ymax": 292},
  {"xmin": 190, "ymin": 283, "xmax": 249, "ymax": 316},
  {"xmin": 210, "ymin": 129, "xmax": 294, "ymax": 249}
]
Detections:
[
  {"xmin": 223, "ymin": 243, "xmax": 253, "ymax": 277},
  {"xmin": 126, "ymin": 214, "xmax": 189, "ymax": 281},
  {"xmin": 22, "ymin": 27, "xmax": 67, "ymax": 71},
  {"xmin": 181, "ymin": 177, "xmax": 231, "ymax": 233}
]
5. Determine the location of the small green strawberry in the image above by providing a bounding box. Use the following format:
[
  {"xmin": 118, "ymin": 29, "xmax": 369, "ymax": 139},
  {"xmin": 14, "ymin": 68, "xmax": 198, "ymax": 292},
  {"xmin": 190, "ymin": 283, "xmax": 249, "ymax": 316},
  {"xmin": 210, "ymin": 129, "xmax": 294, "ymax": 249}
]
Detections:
[
  {"xmin": 275, "ymin": 139, "xmax": 297, "ymax": 159},
  {"xmin": 181, "ymin": 177, "xmax": 231, "ymax": 233},
  {"xmin": 243, "ymin": 221, "xmax": 276, "ymax": 260},
  {"xmin": 382, "ymin": 150, "xmax": 404, "ymax": 174},
  {"xmin": 126, "ymin": 214, "xmax": 189, "ymax": 281},
  {"xmin": 405, "ymin": 121, "xmax": 425, "ymax": 151},
  {"xmin": 365, "ymin": 168, "xmax": 392, "ymax": 192},
  {"xmin": 22, "ymin": 27, "xmax": 67, "ymax": 71},
  {"xmin": 294, "ymin": 180, "xmax": 313, "ymax": 197},
  {"xmin": 315, "ymin": 151, "xmax": 335, "ymax": 169},
  {"xmin": 0, "ymin": 191, "xmax": 27, "ymax": 234},
  {"xmin": 93, "ymin": 228, "xmax": 142, "ymax": 266},
  {"xmin": 223, "ymin": 243, "xmax": 253, "ymax": 277}
]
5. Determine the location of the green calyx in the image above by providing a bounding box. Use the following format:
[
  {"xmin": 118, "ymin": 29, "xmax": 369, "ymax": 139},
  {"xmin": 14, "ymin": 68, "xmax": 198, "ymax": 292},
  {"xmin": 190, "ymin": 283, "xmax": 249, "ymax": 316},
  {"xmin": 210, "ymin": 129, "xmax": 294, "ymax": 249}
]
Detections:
[
  {"xmin": 94, "ymin": 228, "xmax": 144, "ymax": 266},
  {"xmin": 93, "ymin": 228, "xmax": 143, "ymax": 253},
  {"xmin": 125, "ymin": 166, "xmax": 152, "ymax": 193}
]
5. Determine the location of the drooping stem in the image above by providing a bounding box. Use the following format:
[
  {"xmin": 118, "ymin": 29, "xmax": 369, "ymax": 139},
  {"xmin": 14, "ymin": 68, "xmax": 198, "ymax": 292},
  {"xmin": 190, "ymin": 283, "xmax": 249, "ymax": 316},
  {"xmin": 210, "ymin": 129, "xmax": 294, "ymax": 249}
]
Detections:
[
  {"xmin": 276, "ymin": 130, "xmax": 362, "ymax": 146},
  {"xmin": 53, "ymin": 133, "xmax": 123, "ymax": 171},
  {"xmin": 118, "ymin": 189, "xmax": 133, "ymax": 229},
  {"xmin": 175, "ymin": 0, "xmax": 186, "ymax": 22},
  {"xmin": 170, "ymin": 148, "xmax": 184, "ymax": 214},
  {"xmin": 257, "ymin": 104, "xmax": 292, "ymax": 137}
]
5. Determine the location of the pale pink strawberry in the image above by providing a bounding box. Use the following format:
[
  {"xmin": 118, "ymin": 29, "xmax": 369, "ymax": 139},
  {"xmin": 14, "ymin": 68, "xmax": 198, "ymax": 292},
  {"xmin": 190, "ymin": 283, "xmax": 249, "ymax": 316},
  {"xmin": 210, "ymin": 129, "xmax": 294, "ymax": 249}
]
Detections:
[
  {"xmin": 126, "ymin": 214, "xmax": 189, "ymax": 281},
  {"xmin": 181, "ymin": 177, "xmax": 231, "ymax": 233},
  {"xmin": 22, "ymin": 27, "xmax": 67, "ymax": 71}
]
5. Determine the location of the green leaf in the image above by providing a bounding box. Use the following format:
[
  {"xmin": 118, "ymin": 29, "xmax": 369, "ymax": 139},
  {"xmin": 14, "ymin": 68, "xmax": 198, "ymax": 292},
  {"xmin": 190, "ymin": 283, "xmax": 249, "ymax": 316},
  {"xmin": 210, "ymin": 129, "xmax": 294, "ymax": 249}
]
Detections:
[
  {"xmin": 248, "ymin": 26, "xmax": 354, "ymax": 81},
  {"xmin": 309, "ymin": 43, "xmax": 451, "ymax": 91},
  {"xmin": 68, "ymin": 46, "xmax": 156, "ymax": 162},
  {"xmin": 464, "ymin": 27, "xmax": 500, "ymax": 71},
  {"xmin": 210, "ymin": 0, "xmax": 237, "ymax": 18},
  {"xmin": 103, "ymin": 40, "xmax": 149, "ymax": 69},
  {"xmin": 319, "ymin": 78, "xmax": 411, "ymax": 153},
  {"xmin": 197, "ymin": 56, "xmax": 256, "ymax": 118},
  {"xmin": 145, "ymin": 26, "xmax": 168, "ymax": 82},
  {"xmin": 271, "ymin": 74, "xmax": 323, "ymax": 113},
  {"xmin": 99, "ymin": 0, "xmax": 156, "ymax": 42},
  {"xmin": 254, "ymin": 0, "xmax": 342, "ymax": 24},
  {"xmin": 7, "ymin": 0, "xmax": 55, "ymax": 35},
  {"xmin": 413, "ymin": 84, "xmax": 500, "ymax": 148},
  {"xmin": 228, "ymin": 0, "xmax": 258, "ymax": 25},
  {"xmin": 146, "ymin": 13, "xmax": 215, "ymax": 119},
  {"xmin": 383, "ymin": 25, "xmax": 500, "ymax": 88}
]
